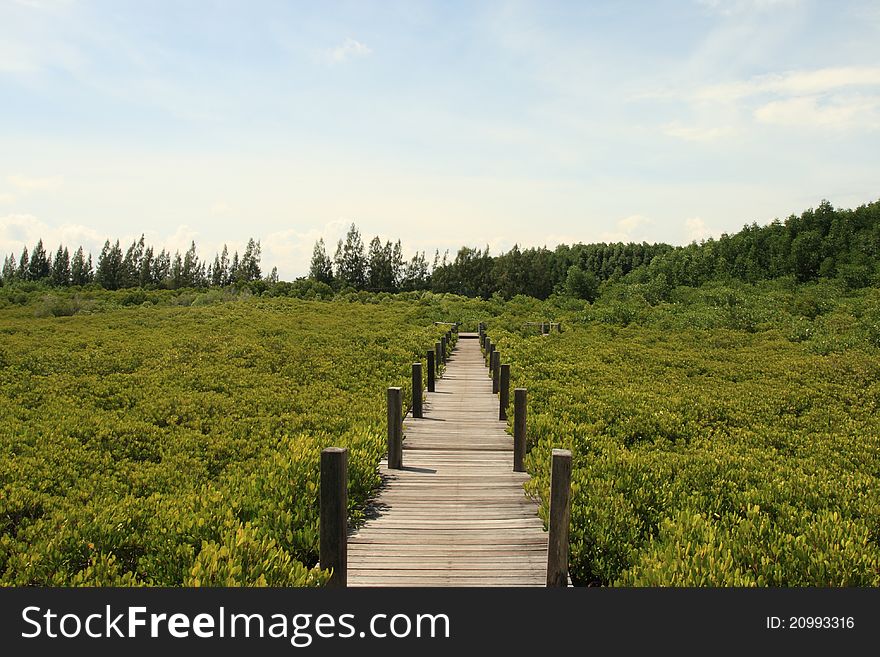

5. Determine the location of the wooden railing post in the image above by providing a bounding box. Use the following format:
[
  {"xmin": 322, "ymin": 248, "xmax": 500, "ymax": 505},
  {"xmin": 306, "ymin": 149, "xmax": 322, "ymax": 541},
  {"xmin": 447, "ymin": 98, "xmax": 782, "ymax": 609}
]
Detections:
[
  {"xmin": 320, "ymin": 447, "xmax": 348, "ymax": 587},
  {"xmin": 435, "ymin": 342, "xmax": 442, "ymax": 375},
  {"xmin": 426, "ymin": 349, "xmax": 435, "ymax": 392},
  {"xmin": 412, "ymin": 362, "xmax": 423, "ymax": 419},
  {"xmin": 514, "ymin": 388, "xmax": 526, "ymax": 472},
  {"xmin": 547, "ymin": 449, "xmax": 572, "ymax": 587},
  {"xmin": 499, "ymin": 363, "xmax": 510, "ymax": 421},
  {"xmin": 441, "ymin": 335, "xmax": 447, "ymax": 364},
  {"xmin": 387, "ymin": 387, "xmax": 403, "ymax": 469},
  {"xmin": 491, "ymin": 350, "xmax": 500, "ymax": 394}
]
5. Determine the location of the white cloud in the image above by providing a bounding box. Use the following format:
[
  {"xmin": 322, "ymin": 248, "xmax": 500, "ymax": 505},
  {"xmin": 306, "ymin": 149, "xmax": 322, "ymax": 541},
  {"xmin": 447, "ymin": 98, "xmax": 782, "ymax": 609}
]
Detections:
[
  {"xmin": 685, "ymin": 217, "xmax": 712, "ymax": 242},
  {"xmin": 12, "ymin": 0, "xmax": 74, "ymax": 9},
  {"xmin": 599, "ymin": 215, "xmax": 653, "ymax": 242},
  {"xmin": 666, "ymin": 67, "xmax": 880, "ymax": 132},
  {"xmin": 694, "ymin": 66, "xmax": 880, "ymax": 103},
  {"xmin": 754, "ymin": 94, "xmax": 880, "ymax": 130},
  {"xmin": 263, "ymin": 218, "xmax": 354, "ymax": 278},
  {"xmin": 0, "ymin": 215, "xmax": 231, "ymax": 265},
  {"xmin": 209, "ymin": 202, "xmax": 231, "ymax": 216},
  {"xmin": 697, "ymin": 0, "xmax": 801, "ymax": 16},
  {"xmin": 663, "ymin": 122, "xmax": 734, "ymax": 142},
  {"xmin": 7, "ymin": 174, "xmax": 63, "ymax": 192},
  {"xmin": 0, "ymin": 193, "xmax": 15, "ymax": 203},
  {"xmin": 325, "ymin": 38, "xmax": 372, "ymax": 64},
  {"xmin": 0, "ymin": 214, "xmax": 104, "ymax": 256}
]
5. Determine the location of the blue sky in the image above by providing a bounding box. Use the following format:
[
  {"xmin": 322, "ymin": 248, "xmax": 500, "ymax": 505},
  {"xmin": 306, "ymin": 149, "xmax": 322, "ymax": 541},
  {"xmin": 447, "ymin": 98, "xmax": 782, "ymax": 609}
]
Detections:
[{"xmin": 1, "ymin": 0, "xmax": 879, "ymax": 278}]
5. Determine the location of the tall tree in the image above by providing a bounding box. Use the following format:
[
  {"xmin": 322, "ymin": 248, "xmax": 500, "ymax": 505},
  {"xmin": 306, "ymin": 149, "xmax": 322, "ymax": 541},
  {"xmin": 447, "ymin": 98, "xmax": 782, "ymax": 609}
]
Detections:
[
  {"xmin": 334, "ymin": 224, "xmax": 365, "ymax": 289},
  {"xmin": 50, "ymin": 245, "xmax": 70, "ymax": 286},
  {"xmin": 17, "ymin": 247, "xmax": 29, "ymax": 280},
  {"xmin": 96, "ymin": 240, "xmax": 124, "ymax": 289},
  {"xmin": 2, "ymin": 254, "xmax": 17, "ymax": 282},
  {"xmin": 366, "ymin": 236, "xmax": 394, "ymax": 291},
  {"xmin": 229, "ymin": 251, "xmax": 240, "ymax": 283},
  {"xmin": 121, "ymin": 235, "xmax": 145, "ymax": 288},
  {"xmin": 139, "ymin": 246, "xmax": 154, "ymax": 286},
  {"xmin": 309, "ymin": 238, "xmax": 334, "ymax": 285},
  {"xmin": 71, "ymin": 247, "xmax": 87, "ymax": 285},
  {"xmin": 211, "ymin": 244, "xmax": 230, "ymax": 286},
  {"xmin": 182, "ymin": 241, "xmax": 201, "ymax": 287},
  {"xmin": 28, "ymin": 240, "xmax": 50, "ymax": 281},
  {"xmin": 153, "ymin": 249, "xmax": 171, "ymax": 286},
  {"xmin": 391, "ymin": 240, "xmax": 404, "ymax": 289}
]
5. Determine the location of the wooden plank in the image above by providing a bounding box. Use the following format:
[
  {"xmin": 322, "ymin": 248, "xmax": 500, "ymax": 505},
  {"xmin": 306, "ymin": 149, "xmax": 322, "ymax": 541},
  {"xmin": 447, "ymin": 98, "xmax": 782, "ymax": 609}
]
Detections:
[{"xmin": 347, "ymin": 336, "xmax": 549, "ymax": 587}]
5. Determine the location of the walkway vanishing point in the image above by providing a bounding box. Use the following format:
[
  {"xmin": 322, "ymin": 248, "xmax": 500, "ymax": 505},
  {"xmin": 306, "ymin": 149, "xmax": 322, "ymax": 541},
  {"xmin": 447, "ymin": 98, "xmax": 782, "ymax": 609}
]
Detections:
[{"xmin": 347, "ymin": 333, "xmax": 549, "ymax": 586}]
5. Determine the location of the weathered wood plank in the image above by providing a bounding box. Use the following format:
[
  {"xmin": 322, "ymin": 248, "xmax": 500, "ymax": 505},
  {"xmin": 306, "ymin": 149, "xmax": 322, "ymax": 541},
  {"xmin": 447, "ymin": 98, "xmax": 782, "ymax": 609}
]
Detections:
[{"xmin": 347, "ymin": 336, "xmax": 549, "ymax": 587}]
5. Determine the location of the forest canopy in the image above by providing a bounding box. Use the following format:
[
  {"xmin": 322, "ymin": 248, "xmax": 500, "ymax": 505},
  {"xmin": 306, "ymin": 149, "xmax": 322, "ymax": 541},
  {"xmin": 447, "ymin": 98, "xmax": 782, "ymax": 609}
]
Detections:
[{"xmin": 2, "ymin": 199, "xmax": 878, "ymax": 299}]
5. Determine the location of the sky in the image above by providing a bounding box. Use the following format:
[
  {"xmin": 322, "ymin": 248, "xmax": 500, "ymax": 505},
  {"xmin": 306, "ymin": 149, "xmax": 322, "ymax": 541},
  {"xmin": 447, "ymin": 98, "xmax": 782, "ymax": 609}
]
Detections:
[{"xmin": 1, "ymin": 0, "xmax": 879, "ymax": 279}]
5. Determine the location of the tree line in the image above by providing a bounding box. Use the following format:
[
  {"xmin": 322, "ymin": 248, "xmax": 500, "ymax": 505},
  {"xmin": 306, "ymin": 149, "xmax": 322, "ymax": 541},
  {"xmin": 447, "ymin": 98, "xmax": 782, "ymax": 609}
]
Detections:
[
  {"xmin": 310, "ymin": 199, "xmax": 880, "ymax": 299},
  {"xmin": 1, "ymin": 236, "xmax": 271, "ymax": 290},
  {"xmin": 3, "ymin": 198, "xmax": 878, "ymax": 297}
]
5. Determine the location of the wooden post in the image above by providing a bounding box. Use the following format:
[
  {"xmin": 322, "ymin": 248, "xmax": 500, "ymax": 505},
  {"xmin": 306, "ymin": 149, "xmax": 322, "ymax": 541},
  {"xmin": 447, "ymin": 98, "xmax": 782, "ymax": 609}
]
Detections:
[
  {"xmin": 486, "ymin": 340, "xmax": 494, "ymax": 367},
  {"xmin": 320, "ymin": 447, "xmax": 348, "ymax": 587},
  {"xmin": 514, "ymin": 388, "xmax": 526, "ymax": 472},
  {"xmin": 412, "ymin": 363, "xmax": 423, "ymax": 419},
  {"xmin": 499, "ymin": 364, "xmax": 510, "ymax": 421},
  {"xmin": 426, "ymin": 349, "xmax": 435, "ymax": 392},
  {"xmin": 491, "ymin": 351, "xmax": 500, "ymax": 394},
  {"xmin": 547, "ymin": 449, "xmax": 572, "ymax": 587},
  {"xmin": 441, "ymin": 335, "xmax": 447, "ymax": 364},
  {"xmin": 435, "ymin": 342, "xmax": 442, "ymax": 375},
  {"xmin": 387, "ymin": 387, "xmax": 403, "ymax": 469}
]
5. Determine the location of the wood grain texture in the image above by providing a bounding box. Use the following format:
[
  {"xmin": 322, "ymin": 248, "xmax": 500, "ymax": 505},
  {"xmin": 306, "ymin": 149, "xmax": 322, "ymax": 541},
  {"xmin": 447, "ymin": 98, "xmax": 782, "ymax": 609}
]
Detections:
[{"xmin": 348, "ymin": 334, "xmax": 549, "ymax": 587}]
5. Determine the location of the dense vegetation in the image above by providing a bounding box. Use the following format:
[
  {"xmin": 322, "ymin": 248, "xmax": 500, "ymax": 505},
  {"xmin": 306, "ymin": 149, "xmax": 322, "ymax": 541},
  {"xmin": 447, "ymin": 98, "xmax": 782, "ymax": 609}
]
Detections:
[
  {"xmin": 3, "ymin": 199, "xmax": 878, "ymax": 300},
  {"xmin": 1, "ymin": 195, "xmax": 878, "ymax": 588},
  {"xmin": 312, "ymin": 198, "xmax": 880, "ymax": 298},
  {"xmin": 0, "ymin": 297, "xmax": 452, "ymax": 585},
  {"xmin": 488, "ymin": 280, "xmax": 880, "ymax": 586}
]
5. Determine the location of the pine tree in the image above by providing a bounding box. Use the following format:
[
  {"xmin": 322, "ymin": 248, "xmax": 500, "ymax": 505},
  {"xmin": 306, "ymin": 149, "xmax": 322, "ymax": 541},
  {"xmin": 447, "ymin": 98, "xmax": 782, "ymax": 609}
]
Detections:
[
  {"xmin": 139, "ymin": 246, "xmax": 154, "ymax": 286},
  {"xmin": 96, "ymin": 240, "xmax": 124, "ymax": 289},
  {"xmin": 210, "ymin": 255, "xmax": 223, "ymax": 286},
  {"xmin": 28, "ymin": 240, "xmax": 50, "ymax": 281},
  {"xmin": 366, "ymin": 236, "xmax": 387, "ymax": 290},
  {"xmin": 150, "ymin": 249, "xmax": 168, "ymax": 286},
  {"xmin": 182, "ymin": 241, "xmax": 201, "ymax": 287},
  {"xmin": 309, "ymin": 238, "xmax": 333, "ymax": 285},
  {"xmin": 121, "ymin": 235, "xmax": 145, "ymax": 288},
  {"xmin": 71, "ymin": 247, "xmax": 86, "ymax": 285},
  {"xmin": 335, "ymin": 224, "xmax": 365, "ymax": 289},
  {"xmin": 18, "ymin": 247, "xmax": 29, "ymax": 280},
  {"xmin": 240, "ymin": 238, "xmax": 261, "ymax": 282},
  {"xmin": 266, "ymin": 266, "xmax": 278, "ymax": 283},
  {"xmin": 2, "ymin": 254, "xmax": 17, "ymax": 283},
  {"xmin": 211, "ymin": 245, "xmax": 230, "ymax": 286},
  {"xmin": 170, "ymin": 252, "xmax": 183, "ymax": 289},
  {"xmin": 219, "ymin": 245, "xmax": 229, "ymax": 285},
  {"xmin": 229, "ymin": 251, "xmax": 240, "ymax": 283},
  {"xmin": 50, "ymin": 245, "xmax": 70, "ymax": 286},
  {"xmin": 391, "ymin": 240, "xmax": 404, "ymax": 290}
]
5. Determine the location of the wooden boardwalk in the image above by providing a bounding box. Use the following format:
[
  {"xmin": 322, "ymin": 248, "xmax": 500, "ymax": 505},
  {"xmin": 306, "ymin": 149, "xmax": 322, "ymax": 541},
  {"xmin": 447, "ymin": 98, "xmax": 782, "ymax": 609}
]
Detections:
[{"xmin": 347, "ymin": 334, "xmax": 548, "ymax": 586}]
